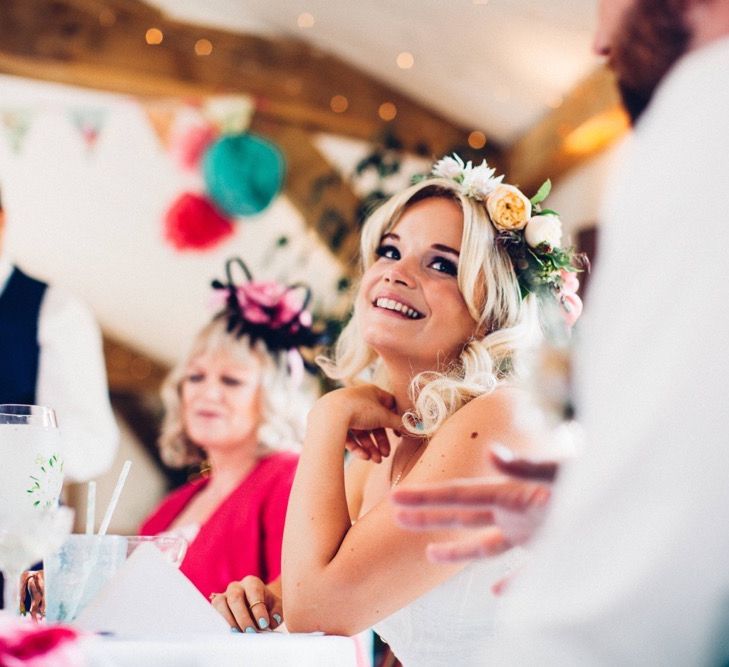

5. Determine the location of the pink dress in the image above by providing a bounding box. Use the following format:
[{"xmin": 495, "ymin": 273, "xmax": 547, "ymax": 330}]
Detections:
[{"xmin": 139, "ymin": 452, "xmax": 298, "ymax": 600}]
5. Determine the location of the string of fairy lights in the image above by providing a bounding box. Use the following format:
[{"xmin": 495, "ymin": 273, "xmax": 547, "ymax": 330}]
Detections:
[
  {"xmin": 85, "ymin": 4, "xmax": 624, "ymax": 161},
  {"xmin": 114, "ymin": 7, "xmax": 493, "ymax": 152}
]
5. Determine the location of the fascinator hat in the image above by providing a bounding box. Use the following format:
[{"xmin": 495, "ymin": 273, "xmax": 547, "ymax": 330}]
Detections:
[{"xmin": 211, "ymin": 257, "xmax": 323, "ymax": 384}]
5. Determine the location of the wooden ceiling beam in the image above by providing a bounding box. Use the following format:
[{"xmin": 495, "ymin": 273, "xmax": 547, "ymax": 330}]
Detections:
[
  {"xmin": 505, "ymin": 66, "xmax": 629, "ymax": 194},
  {"xmin": 103, "ymin": 333, "xmax": 168, "ymax": 394},
  {"xmin": 0, "ymin": 0, "xmax": 502, "ymax": 160}
]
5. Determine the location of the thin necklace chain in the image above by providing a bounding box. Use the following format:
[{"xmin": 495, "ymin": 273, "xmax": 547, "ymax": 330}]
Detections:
[{"xmin": 390, "ymin": 439, "xmax": 426, "ymax": 488}]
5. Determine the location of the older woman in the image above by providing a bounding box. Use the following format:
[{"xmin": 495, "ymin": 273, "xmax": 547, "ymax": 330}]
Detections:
[
  {"xmin": 140, "ymin": 261, "xmax": 317, "ymax": 607},
  {"xmin": 213, "ymin": 157, "xmax": 584, "ymax": 663}
]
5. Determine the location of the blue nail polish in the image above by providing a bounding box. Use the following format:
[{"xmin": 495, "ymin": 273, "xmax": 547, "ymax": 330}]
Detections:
[
  {"xmin": 230, "ymin": 627, "xmax": 241, "ymax": 634},
  {"xmin": 273, "ymin": 614, "xmax": 282, "ymax": 625},
  {"xmin": 258, "ymin": 617, "xmax": 269, "ymax": 629},
  {"xmin": 245, "ymin": 626, "xmax": 256, "ymax": 634}
]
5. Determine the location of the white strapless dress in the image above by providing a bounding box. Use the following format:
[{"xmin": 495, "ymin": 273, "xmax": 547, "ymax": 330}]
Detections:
[{"xmin": 372, "ymin": 550, "xmax": 523, "ymax": 666}]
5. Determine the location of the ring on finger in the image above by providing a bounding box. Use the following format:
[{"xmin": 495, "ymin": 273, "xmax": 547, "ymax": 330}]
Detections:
[{"xmin": 248, "ymin": 600, "xmax": 265, "ymax": 608}]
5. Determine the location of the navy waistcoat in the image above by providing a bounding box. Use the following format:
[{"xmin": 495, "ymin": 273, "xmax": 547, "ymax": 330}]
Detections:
[{"xmin": 0, "ymin": 266, "xmax": 48, "ymax": 405}]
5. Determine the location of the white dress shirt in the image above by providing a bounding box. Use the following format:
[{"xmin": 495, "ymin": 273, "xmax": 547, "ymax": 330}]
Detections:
[
  {"xmin": 490, "ymin": 37, "xmax": 729, "ymax": 665},
  {"xmin": 0, "ymin": 257, "xmax": 118, "ymax": 482}
]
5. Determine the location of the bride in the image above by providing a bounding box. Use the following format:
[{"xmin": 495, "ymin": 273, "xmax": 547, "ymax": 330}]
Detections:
[{"xmin": 212, "ymin": 156, "xmax": 582, "ymax": 665}]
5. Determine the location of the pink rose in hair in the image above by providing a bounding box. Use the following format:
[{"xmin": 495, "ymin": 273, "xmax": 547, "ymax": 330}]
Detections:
[
  {"xmin": 558, "ymin": 269, "xmax": 583, "ymax": 328},
  {"xmin": 561, "ymin": 269, "xmax": 580, "ymax": 294}
]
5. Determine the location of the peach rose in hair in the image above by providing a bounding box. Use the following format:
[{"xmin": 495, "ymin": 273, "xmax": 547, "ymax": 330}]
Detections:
[{"xmin": 486, "ymin": 184, "xmax": 532, "ymax": 231}]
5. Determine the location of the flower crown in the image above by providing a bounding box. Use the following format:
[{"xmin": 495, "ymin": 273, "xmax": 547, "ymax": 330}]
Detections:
[
  {"xmin": 428, "ymin": 154, "xmax": 587, "ymax": 319},
  {"xmin": 211, "ymin": 258, "xmax": 324, "ymax": 381}
]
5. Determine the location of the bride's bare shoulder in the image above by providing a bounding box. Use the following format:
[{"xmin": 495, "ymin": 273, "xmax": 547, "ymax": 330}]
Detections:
[{"xmin": 430, "ymin": 385, "xmax": 537, "ymax": 458}]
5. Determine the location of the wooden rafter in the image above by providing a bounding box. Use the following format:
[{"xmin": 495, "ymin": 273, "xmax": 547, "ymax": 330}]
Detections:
[
  {"xmin": 103, "ymin": 333, "xmax": 168, "ymax": 394},
  {"xmin": 0, "ymin": 0, "xmax": 500, "ymax": 159},
  {"xmin": 506, "ymin": 67, "xmax": 628, "ymax": 194}
]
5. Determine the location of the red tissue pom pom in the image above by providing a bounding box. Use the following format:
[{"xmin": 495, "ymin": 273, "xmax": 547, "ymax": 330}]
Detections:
[{"xmin": 164, "ymin": 192, "xmax": 235, "ymax": 251}]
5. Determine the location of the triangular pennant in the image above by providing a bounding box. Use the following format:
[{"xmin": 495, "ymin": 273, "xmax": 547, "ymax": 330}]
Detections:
[
  {"xmin": 1, "ymin": 108, "xmax": 34, "ymax": 154},
  {"xmin": 69, "ymin": 107, "xmax": 108, "ymax": 155},
  {"xmin": 203, "ymin": 95, "xmax": 254, "ymax": 135},
  {"xmin": 142, "ymin": 102, "xmax": 177, "ymax": 151}
]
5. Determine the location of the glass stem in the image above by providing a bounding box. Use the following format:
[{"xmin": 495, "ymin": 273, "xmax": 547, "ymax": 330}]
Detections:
[{"xmin": 3, "ymin": 567, "xmax": 23, "ymax": 616}]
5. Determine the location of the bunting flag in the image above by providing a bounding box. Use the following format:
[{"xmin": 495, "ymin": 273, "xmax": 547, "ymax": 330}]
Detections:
[
  {"xmin": 204, "ymin": 95, "xmax": 254, "ymax": 135},
  {"xmin": 0, "ymin": 108, "xmax": 34, "ymax": 154},
  {"xmin": 69, "ymin": 107, "xmax": 108, "ymax": 155},
  {"xmin": 142, "ymin": 102, "xmax": 177, "ymax": 151}
]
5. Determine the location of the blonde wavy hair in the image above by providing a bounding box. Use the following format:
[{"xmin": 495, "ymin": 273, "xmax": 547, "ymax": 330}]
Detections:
[
  {"xmin": 159, "ymin": 317, "xmax": 312, "ymax": 468},
  {"xmin": 319, "ymin": 179, "xmax": 541, "ymax": 436}
]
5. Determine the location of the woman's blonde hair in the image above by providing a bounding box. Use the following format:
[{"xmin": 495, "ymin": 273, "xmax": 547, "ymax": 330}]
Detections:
[
  {"xmin": 159, "ymin": 317, "xmax": 312, "ymax": 468},
  {"xmin": 319, "ymin": 178, "xmax": 541, "ymax": 435}
]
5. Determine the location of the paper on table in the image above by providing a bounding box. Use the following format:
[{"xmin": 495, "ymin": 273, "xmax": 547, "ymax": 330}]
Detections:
[{"xmin": 75, "ymin": 542, "xmax": 229, "ymax": 638}]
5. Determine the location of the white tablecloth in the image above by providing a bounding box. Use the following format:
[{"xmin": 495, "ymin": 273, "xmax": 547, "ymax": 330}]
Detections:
[{"xmin": 82, "ymin": 632, "xmax": 361, "ymax": 667}]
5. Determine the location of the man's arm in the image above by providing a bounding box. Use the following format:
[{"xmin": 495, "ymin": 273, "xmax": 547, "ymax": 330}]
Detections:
[{"xmin": 36, "ymin": 287, "xmax": 118, "ymax": 482}]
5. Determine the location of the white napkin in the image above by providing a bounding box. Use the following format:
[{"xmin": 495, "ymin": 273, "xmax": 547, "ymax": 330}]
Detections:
[{"xmin": 75, "ymin": 542, "xmax": 229, "ymax": 638}]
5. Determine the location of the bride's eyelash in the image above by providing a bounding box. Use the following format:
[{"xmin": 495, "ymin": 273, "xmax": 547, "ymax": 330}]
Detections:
[
  {"xmin": 431, "ymin": 257, "xmax": 458, "ymax": 275},
  {"xmin": 376, "ymin": 244, "xmax": 400, "ymax": 260}
]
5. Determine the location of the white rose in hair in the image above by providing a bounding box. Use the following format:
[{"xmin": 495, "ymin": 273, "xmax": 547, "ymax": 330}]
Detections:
[{"xmin": 525, "ymin": 214, "xmax": 563, "ymax": 249}]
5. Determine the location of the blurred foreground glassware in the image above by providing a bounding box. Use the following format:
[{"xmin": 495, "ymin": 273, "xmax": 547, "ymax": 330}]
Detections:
[{"xmin": 0, "ymin": 506, "xmax": 74, "ymax": 615}]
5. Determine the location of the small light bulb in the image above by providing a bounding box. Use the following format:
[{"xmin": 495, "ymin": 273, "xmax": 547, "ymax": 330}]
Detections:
[
  {"xmin": 145, "ymin": 28, "xmax": 164, "ymax": 45},
  {"xmin": 378, "ymin": 102, "xmax": 397, "ymax": 121},
  {"xmin": 298, "ymin": 12, "xmax": 315, "ymax": 28},
  {"xmin": 195, "ymin": 39, "xmax": 213, "ymax": 56},
  {"xmin": 396, "ymin": 52, "xmax": 415, "ymax": 69},
  {"xmin": 468, "ymin": 131, "xmax": 487, "ymax": 149},
  {"xmin": 330, "ymin": 95, "xmax": 349, "ymax": 113}
]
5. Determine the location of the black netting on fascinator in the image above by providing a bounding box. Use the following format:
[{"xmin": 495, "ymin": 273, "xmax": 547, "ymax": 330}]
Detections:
[
  {"xmin": 211, "ymin": 257, "xmax": 325, "ymax": 356},
  {"xmin": 210, "ymin": 258, "xmax": 334, "ymax": 385}
]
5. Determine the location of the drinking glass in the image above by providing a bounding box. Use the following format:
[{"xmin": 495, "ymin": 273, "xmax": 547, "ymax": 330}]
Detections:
[
  {"xmin": 0, "ymin": 404, "xmax": 67, "ymax": 614},
  {"xmin": 0, "ymin": 404, "xmax": 64, "ymax": 513},
  {"xmin": 45, "ymin": 534, "xmax": 128, "ymax": 622},
  {"xmin": 125, "ymin": 535, "xmax": 188, "ymax": 567}
]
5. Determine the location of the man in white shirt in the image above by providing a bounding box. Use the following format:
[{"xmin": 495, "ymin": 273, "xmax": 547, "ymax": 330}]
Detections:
[
  {"xmin": 0, "ymin": 189, "xmax": 118, "ymax": 482},
  {"xmin": 393, "ymin": 0, "xmax": 729, "ymax": 663}
]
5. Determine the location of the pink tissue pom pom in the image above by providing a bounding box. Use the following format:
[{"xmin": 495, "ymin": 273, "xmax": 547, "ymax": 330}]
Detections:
[{"xmin": 172, "ymin": 122, "xmax": 218, "ymax": 171}]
